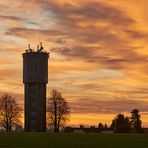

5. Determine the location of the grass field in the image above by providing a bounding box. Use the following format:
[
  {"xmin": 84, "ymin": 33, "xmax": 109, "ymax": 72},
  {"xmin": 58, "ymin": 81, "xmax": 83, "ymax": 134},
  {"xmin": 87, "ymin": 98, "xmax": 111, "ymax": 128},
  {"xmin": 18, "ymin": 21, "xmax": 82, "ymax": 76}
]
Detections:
[{"xmin": 0, "ymin": 133, "xmax": 148, "ymax": 148}]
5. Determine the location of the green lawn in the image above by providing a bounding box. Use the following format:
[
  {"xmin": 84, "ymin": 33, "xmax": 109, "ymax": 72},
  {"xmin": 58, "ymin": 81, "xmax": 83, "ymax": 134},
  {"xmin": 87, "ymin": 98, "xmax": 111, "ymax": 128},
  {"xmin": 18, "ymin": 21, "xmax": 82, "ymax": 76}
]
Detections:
[{"xmin": 0, "ymin": 133, "xmax": 147, "ymax": 148}]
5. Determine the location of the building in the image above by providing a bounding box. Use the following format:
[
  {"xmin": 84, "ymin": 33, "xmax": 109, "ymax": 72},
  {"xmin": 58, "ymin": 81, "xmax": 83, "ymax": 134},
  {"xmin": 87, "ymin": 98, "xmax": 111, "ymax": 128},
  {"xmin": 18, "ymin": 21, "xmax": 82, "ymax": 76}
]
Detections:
[
  {"xmin": 64, "ymin": 126, "xmax": 99, "ymax": 133},
  {"xmin": 23, "ymin": 43, "xmax": 49, "ymax": 132},
  {"xmin": 64, "ymin": 126, "xmax": 113, "ymax": 134}
]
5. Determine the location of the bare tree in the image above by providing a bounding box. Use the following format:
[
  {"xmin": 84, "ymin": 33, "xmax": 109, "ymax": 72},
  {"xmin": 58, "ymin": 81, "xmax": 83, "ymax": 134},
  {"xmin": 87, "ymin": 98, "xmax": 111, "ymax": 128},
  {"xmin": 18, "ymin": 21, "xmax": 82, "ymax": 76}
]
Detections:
[
  {"xmin": 0, "ymin": 94, "xmax": 22, "ymax": 132},
  {"xmin": 47, "ymin": 89, "xmax": 70, "ymax": 132}
]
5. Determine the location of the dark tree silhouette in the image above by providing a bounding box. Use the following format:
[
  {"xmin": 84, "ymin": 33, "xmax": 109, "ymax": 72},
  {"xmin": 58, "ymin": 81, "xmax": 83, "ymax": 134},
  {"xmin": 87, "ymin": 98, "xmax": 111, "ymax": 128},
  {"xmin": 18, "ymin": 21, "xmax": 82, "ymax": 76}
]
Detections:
[
  {"xmin": 130, "ymin": 109, "xmax": 143, "ymax": 133},
  {"xmin": 98, "ymin": 122, "xmax": 104, "ymax": 131},
  {"xmin": 110, "ymin": 120, "xmax": 116, "ymax": 130},
  {"xmin": 104, "ymin": 123, "xmax": 107, "ymax": 131},
  {"xmin": 47, "ymin": 89, "xmax": 70, "ymax": 132},
  {"xmin": 0, "ymin": 94, "xmax": 22, "ymax": 132},
  {"xmin": 111, "ymin": 113, "xmax": 131, "ymax": 133}
]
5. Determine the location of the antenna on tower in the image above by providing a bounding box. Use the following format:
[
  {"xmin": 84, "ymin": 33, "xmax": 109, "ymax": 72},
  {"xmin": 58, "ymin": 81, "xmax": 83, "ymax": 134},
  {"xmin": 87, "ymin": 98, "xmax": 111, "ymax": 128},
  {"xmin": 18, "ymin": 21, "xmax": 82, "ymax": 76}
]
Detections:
[
  {"xmin": 38, "ymin": 29, "xmax": 40, "ymax": 44},
  {"xmin": 26, "ymin": 44, "xmax": 33, "ymax": 52},
  {"xmin": 28, "ymin": 44, "xmax": 31, "ymax": 49},
  {"xmin": 37, "ymin": 45, "xmax": 39, "ymax": 51},
  {"xmin": 37, "ymin": 42, "xmax": 44, "ymax": 52},
  {"xmin": 40, "ymin": 42, "xmax": 42, "ymax": 48}
]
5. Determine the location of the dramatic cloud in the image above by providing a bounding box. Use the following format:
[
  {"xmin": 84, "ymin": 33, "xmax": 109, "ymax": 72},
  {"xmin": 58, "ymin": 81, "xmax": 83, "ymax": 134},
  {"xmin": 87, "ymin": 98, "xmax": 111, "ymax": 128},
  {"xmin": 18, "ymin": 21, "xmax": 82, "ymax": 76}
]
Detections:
[
  {"xmin": 0, "ymin": 0, "xmax": 148, "ymax": 126},
  {"xmin": 70, "ymin": 99, "xmax": 148, "ymax": 114},
  {"xmin": 6, "ymin": 27, "xmax": 68, "ymax": 39}
]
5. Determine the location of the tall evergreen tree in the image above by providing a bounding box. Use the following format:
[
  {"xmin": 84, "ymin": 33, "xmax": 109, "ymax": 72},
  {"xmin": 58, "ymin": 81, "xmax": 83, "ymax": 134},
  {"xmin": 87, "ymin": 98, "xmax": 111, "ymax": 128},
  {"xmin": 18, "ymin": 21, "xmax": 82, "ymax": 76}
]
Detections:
[{"xmin": 130, "ymin": 109, "xmax": 143, "ymax": 133}]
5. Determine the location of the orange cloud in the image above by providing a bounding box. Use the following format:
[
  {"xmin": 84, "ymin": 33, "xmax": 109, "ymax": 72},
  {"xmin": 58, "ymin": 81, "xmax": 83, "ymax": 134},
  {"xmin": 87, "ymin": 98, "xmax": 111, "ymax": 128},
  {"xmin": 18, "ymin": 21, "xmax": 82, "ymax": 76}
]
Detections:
[{"xmin": 0, "ymin": 0, "xmax": 148, "ymax": 127}]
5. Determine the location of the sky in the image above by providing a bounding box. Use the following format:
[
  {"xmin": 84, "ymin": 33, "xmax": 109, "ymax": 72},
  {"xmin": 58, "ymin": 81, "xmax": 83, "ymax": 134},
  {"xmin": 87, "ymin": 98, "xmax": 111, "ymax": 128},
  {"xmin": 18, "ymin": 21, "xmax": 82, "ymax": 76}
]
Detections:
[{"xmin": 0, "ymin": 0, "xmax": 148, "ymax": 127}]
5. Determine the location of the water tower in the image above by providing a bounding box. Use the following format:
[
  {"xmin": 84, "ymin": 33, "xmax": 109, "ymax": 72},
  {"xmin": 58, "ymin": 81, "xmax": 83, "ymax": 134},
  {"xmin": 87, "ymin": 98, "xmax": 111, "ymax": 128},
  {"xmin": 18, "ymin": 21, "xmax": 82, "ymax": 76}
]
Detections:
[{"xmin": 23, "ymin": 43, "xmax": 49, "ymax": 132}]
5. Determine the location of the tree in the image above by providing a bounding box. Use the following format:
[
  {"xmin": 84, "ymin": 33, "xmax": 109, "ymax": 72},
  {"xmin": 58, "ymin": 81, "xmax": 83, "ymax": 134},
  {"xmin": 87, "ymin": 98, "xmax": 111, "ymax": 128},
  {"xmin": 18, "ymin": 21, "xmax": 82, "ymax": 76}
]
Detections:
[
  {"xmin": 104, "ymin": 123, "xmax": 107, "ymax": 131},
  {"xmin": 98, "ymin": 122, "xmax": 104, "ymax": 132},
  {"xmin": 0, "ymin": 94, "xmax": 22, "ymax": 132},
  {"xmin": 110, "ymin": 120, "xmax": 116, "ymax": 130},
  {"xmin": 111, "ymin": 113, "xmax": 131, "ymax": 133},
  {"xmin": 130, "ymin": 109, "xmax": 143, "ymax": 133},
  {"xmin": 47, "ymin": 89, "xmax": 70, "ymax": 132}
]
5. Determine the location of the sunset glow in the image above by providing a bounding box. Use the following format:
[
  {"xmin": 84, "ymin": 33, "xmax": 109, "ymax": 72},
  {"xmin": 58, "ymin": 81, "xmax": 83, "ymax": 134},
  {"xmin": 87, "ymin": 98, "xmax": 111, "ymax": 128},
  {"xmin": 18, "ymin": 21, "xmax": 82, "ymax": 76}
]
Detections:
[{"xmin": 0, "ymin": 0, "xmax": 148, "ymax": 127}]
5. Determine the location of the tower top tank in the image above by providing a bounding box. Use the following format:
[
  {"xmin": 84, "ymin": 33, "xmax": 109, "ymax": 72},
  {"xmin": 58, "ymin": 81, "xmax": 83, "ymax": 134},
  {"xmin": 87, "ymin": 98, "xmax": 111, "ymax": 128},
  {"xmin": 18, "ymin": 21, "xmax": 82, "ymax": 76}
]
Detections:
[{"xmin": 23, "ymin": 43, "xmax": 49, "ymax": 83}]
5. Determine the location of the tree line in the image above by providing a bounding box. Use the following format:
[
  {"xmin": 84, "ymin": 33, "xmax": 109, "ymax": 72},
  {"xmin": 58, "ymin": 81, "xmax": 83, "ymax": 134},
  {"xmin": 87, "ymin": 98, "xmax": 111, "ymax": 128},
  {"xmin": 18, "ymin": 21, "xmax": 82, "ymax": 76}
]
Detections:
[
  {"xmin": 0, "ymin": 89, "xmax": 70, "ymax": 132},
  {"xmin": 110, "ymin": 109, "xmax": 143, "ymax": 133},
  {"xmin": 0, "ymin": 90, "xmax": 144, "ymax": 133}
]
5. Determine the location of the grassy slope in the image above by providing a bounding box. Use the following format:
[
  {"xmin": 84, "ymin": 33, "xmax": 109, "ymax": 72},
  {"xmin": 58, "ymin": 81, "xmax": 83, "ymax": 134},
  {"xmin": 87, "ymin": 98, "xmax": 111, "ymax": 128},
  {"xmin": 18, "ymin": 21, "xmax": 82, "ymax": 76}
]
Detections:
[{"xmin": 0, "ymin": 133, "xmax": 148, "ymax": 148}]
